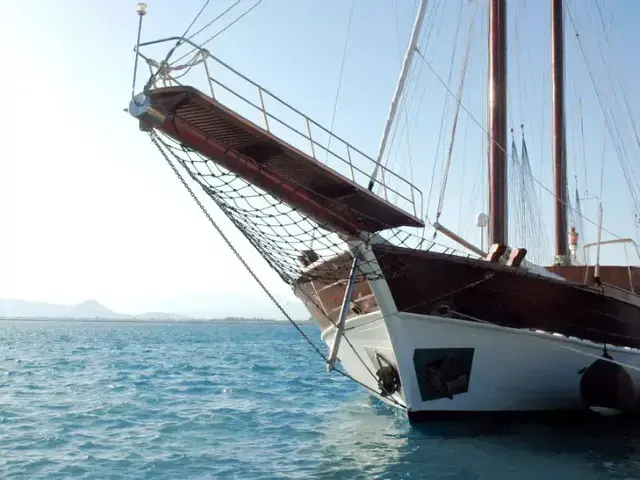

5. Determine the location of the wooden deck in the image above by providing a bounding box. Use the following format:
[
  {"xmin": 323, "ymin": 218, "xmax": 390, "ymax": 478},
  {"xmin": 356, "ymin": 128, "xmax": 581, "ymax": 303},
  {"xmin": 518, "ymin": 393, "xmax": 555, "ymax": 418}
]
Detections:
[{"xmin": 142, "ymin": 86, "xmax": 425, "ymax": 235}]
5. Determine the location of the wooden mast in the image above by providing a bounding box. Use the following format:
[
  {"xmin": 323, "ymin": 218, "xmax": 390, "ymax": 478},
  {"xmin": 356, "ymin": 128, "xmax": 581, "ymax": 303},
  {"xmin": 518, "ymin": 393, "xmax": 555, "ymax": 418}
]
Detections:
[
  {"xmin": 488, "ymin": 0, "xmax": 508, "ymax": 246},
  {"xmin": 552, "ymin": 0, "xmax": 569, "ymax": 264}
]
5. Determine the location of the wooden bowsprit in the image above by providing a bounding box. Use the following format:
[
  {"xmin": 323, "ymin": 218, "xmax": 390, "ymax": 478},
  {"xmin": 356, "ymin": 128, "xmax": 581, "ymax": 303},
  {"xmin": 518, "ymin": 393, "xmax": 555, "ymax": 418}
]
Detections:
[{"xmin": 129, "ymin": 86, "xmax": 424, "ymax": 236}]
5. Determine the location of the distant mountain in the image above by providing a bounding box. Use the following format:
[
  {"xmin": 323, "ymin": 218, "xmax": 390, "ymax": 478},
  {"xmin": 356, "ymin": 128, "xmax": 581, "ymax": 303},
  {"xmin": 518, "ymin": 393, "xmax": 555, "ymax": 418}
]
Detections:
[
  {"xmin": 67, "ymin": 299, "xmax": 123, "ymax": 319},
  {"xmin": 0, "ymin": 297, "xmax": 304, "ymax": 323},
  {"xmin": 0, "ymin": 298, "xmax": 123, "ymax": 319},
  {"xmin": 0, "ymin": 298, "xmax": 190, "ymax": 320}
]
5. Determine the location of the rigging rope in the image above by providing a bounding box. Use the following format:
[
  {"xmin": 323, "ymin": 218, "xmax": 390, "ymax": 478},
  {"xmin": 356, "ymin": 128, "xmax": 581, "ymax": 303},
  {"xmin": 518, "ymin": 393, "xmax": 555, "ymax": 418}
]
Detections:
[
  {"xmin": 184, "ymin": 0, "xmax": 241, "ymax": 45},
  {"xmin": 308, "ymin": 0, "xmax": 356, "ymax": 252},
  {"xmin": 161, "ymin": 0, "xmax": 213, "ymax": 67},
  {"xmin": 506, "ymin": 0, "xmax": 525, "ymax": 132},
  {"xmin": 434, "ymin": 0, "xmax": 477, "ymax": 225},
  {"xmin": 148, "ymin": 131, "xmax": 408, "ymax": 409},
  {"xmin": 599, "ymin": 119, "xmax": 606, "ymax": 209},
  {"xmin": 149, "ymin": 133, "xmax": 319, "ymax": 353},
  {"xmin": 591, "ymin": 0, "xmax": 640, "ymax": 230},
  {"xmin": 578, "ymin": 98, "xmax": 588, "ymax": 196},
  {"xmin": 170, "ymin": 0, "xmax": 263, "ymax": 67},
  {"xmin": 508, "ymin": 128, "xmax": 550, "ymax": 264},
  {"xmin": 624, "ymin": 244, "xmax": 634, "ymax": 292},
  {"xmin": 565, "ymin": 1, "xmax": 640, "ymax": 225},
  {"xmin": 326, "ymin": 0, "xmax": 356, "ymax": 160},
  {"xmin": 180, "ymin": 0, "xmax": 211, "ymax": 42},
  {"xmin": 379, "ymin": 0, "xmax": 443, "ymax": 204},
  {"xmin": 425, "ymin": 0, "xmax": 465, "ymax": 230},
  {"xmin": 413, "ymin": 46, "xmax": 629, "ymax": 245}
]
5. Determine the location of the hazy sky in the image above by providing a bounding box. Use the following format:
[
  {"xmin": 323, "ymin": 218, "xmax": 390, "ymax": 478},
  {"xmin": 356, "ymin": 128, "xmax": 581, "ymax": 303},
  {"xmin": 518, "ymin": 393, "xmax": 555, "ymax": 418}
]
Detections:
[{"xmin": 1, "ymin": 0, "xmax": 639, "ymax": 318}]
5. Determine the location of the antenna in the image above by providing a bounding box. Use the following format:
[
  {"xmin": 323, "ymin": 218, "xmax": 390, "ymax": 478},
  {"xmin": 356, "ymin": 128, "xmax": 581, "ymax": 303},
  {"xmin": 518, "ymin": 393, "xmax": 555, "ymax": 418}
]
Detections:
[{"xmin": 131, "ymin": 3, "xmax": 148, "ymax": 103}]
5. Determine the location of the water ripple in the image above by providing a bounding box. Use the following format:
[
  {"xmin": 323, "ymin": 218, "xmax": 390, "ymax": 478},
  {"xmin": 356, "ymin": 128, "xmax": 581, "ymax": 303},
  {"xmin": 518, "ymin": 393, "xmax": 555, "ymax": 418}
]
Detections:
[{"xmin": 0, "ymin": 320, "xmax": 640, "ymax": 479}]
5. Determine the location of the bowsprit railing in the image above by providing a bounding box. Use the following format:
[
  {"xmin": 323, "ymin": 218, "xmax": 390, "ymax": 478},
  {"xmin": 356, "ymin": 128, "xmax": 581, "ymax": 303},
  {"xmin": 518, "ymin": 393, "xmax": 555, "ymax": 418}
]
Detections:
[{"xmin": 133, "ymin": 36, "xmax": 424, "ymax": 221}]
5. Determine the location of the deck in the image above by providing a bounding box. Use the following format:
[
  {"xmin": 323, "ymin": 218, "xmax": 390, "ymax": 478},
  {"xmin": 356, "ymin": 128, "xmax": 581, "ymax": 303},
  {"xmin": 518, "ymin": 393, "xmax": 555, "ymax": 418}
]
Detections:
[{"xmin": 138, "ymin": 86, "xmax": 425, "ymax": 235}]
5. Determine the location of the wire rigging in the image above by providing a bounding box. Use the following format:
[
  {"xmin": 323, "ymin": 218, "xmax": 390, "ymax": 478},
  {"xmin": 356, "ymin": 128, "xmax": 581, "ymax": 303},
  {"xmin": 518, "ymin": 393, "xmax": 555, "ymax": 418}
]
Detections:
[
  {"xmin": 184, "ymin": 0, "xmax": 242, "ymax": 44},
  {"xmin": 380, "ymin": 0, "xmax": 440, "ymax": 180},
  {"xmin": 564, "ymin": 1, "xmax": 640, "ymax": 226},
  {"xmin": 161, "ymin": 0, "xmax": 212, "ymax": 65},
  {"xmin": 413, "ymin": 46, "xmax": 627, "ymax": 244},
  {"xmin": 326, "ymin": 0, "xmax": 357, "ymax": 158},
  {"xmin": 509, "ymin": 127, "xmax": 550, "ymax": 264},
  {"xmin": 170, "ymin": 0, "xmax": 264, "ymax": 67},
  {"xmin": 376, "ymin": 0, "xmax": 442, "ymax": 201},
  {"xmin": 149, "ymin": 131, "xmax": 411, "ymax": 408},
  {"xmin": 425, "ymin": 0, "xmax": 465, "ymax": 228},
  {"xmin": 592, "ymin": 0, "xmax": 640, "ymax": 213},
  {"xmin": 181, "ymin": 0, "xmax": 212, "ymax": 40},
  {"xmin": 434, "ymin": 0, "xmax": 477, "ymax": 225},
  {"xmin": 506, "ymin": 0, "xmax": 525, "ymax": 132}
]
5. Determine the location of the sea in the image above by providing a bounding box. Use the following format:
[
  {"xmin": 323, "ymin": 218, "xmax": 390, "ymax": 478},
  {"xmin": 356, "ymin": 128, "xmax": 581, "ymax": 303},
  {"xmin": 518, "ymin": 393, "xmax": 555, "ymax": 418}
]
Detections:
[{"xmin": 1, "ymin": 320, "xmax": 639, "ymax": 479}]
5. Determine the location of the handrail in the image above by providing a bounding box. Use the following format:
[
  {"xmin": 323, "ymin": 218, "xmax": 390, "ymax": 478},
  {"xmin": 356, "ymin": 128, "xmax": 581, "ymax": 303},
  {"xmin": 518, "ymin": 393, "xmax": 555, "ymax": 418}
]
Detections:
[
  {"xmin": 133, "ymin": 36, "xmax": 424, "ymax": 221},
  {"xmin": 204, "ymin": 76, "xmax": 416, "ymax": 208},
  {"xmin": 582, "ymin": 238, "xmax": 640, "ymax": 261},
  {"xmin": 581, "ymin": 237, "xmax": 639, "ymax": 292}
]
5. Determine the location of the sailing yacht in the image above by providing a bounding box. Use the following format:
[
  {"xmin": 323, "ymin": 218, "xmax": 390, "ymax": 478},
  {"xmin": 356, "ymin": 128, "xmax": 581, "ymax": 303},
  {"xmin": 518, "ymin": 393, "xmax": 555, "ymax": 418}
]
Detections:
[{"xmin": 128, "ymin": 0, "xmax": 640, "ymax": 422}]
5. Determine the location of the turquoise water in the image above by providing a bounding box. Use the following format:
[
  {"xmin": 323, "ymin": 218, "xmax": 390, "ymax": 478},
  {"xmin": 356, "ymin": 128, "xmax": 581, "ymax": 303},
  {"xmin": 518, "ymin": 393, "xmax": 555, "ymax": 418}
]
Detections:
[{"xmin": 1, "ymin": 320, "xmax": 639, "ymax": 479}]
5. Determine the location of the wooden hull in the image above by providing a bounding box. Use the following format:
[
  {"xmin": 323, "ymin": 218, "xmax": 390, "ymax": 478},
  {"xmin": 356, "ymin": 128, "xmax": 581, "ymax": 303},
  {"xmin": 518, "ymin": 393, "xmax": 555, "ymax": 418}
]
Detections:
[{"xmin": 372, "ymin": 244, "xmax": 640, "ymax": 349}]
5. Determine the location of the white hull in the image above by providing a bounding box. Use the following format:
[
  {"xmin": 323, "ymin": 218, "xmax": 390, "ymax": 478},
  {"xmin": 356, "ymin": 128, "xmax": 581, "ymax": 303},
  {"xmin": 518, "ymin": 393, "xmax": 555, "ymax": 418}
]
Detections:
[
  {"xmin": 320, "ymin": 312, "xmax": 406, "ymax": 409},
  {"xmin": 292, "ymin": 235, "xmax": 640, "ymax": 422},
  {"xmin": 320, "ymin": 311, "xmax": 640, "ymax": 418}
]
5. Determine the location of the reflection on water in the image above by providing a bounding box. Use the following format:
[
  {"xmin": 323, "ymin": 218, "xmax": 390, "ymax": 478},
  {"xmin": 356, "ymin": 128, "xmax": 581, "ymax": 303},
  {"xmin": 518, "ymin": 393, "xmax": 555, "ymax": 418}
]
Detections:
[
  {"xmin": 319, "ymin": 395, "xmax": 640, "ymax": 479},
  {"xmin": 318, "ymin": 397, "xmax": 409, "ymax": 478}
]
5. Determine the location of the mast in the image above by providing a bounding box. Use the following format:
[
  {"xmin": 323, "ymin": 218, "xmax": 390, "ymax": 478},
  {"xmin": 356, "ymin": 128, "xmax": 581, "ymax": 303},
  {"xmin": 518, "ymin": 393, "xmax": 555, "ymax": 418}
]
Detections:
[
  {"xmin": 552, "ymin": 0, "xmax": 569, "ymax": 264},
  {"xmin": 488, "ymin": 0, "xmax": 508, "ymax": 245},
  {"xmin": 368, "ymin": 0, "xmax": 428, "ymax": 191}
]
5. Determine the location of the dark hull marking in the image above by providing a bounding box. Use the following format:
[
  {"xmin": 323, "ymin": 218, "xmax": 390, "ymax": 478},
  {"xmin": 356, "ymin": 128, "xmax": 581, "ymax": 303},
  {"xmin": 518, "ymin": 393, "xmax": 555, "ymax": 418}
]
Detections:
[{"xmin": 413, "ymin": 348, "xmax": 475, "ymax": 401}]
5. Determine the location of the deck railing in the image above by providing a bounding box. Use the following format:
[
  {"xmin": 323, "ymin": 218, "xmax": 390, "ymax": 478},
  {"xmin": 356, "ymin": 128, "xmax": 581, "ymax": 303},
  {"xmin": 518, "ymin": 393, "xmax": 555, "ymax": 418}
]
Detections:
[{"xmin": 134, "ymin": 37, "xmax": 424, "ymax": 221}]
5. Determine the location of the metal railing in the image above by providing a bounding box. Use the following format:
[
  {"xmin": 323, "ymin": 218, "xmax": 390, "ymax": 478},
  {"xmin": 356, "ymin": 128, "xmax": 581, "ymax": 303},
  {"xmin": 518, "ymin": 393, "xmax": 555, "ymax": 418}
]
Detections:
[
  {"xmin": 134, "ymin": 37, "xmax": 424, "ymax": 221},
  {"xmin": 582, "ymin": 238, "xmax": 640, "ymax": 292}
]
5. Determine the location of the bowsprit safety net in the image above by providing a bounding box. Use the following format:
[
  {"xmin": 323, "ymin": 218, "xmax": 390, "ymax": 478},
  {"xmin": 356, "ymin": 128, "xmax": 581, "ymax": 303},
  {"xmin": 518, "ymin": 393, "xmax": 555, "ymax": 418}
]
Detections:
[{"xmin": 147, "ymin": 130, "xmax": 455, "ymax": 288}]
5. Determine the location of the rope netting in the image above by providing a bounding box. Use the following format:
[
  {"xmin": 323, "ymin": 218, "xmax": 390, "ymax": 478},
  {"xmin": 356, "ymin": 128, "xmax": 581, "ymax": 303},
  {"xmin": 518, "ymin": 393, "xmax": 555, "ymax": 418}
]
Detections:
[
  {"xmin": 148, "ymin": 126, "xmax": 411, "ymax": 409},
  {"xmin": 150, "ymin": 130, "xmax": 469, "ymax": 288}
]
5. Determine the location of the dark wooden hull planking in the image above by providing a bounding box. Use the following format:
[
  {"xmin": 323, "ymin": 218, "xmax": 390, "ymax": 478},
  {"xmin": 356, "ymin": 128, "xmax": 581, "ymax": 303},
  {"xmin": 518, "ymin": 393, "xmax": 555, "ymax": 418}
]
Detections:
[
  {"xmin": 294, "ymin": 245, "xmax": 640, "ymax": 350},
  {"xmin": 372, "ymin": 244, "xmax": 640, "ymax": 349}
]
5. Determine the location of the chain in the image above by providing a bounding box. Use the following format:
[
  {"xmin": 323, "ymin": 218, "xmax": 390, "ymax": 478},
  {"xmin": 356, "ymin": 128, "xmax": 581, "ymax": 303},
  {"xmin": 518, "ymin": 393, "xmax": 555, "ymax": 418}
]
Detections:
[
  {"xmin": 148, "ymin": 132, "xmax": 407, "ymax": 408},
  {"xmin": 149, "ymin": 132, "xmax": 324, "ymax": 355}
]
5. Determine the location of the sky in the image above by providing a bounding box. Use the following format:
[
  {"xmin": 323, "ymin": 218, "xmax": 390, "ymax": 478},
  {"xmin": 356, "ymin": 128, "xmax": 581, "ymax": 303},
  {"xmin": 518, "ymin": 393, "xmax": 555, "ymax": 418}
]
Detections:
[{"xmin": 0, "ymin": 0, "xmax": 639, "ymax": 318}]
